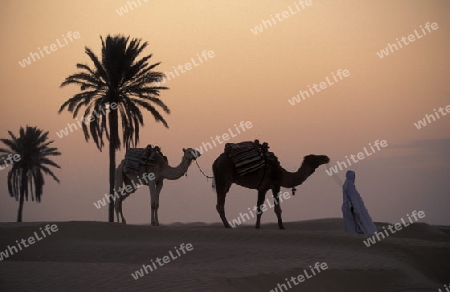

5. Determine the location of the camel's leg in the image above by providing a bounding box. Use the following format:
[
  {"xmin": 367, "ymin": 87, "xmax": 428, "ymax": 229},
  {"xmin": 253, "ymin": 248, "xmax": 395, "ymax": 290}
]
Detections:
[
  {"xmin": 115, "ymin": 197, "xmax": 127, "ymax": 224},
  {"xmin": 114, "ymin": 198, "xmax": 121, "ymax": 223},
  {"xmin": 214, "ymin": 178, "xmax": 232, "ymax": 228},
  {"xmin": 149, "ymin": 181, "xmax": 157, "ymax": 226},
  {"xmin": 272, "ymin": 187, "xmax": 285, "ymax": 230},
  {"xmin": 215, "ymin": 183, "xmax": 232, "ymax": 228},
  {"xmin": 116, "ymin": 176, "xmax": 132, "ymax": 224},
  {"xmin": 154, "ymin": 180, "xmax": 163, "ymax": 226},
  {"xmin": 212, "ymin": 158, "xmax": 232, "ymax": 228},
  {"xmin": 216, "ymin": 189, "xmax": 231, "ymax": 228},
  {"xmin": 114, "ymin": 162, "xmax": 126, "ymax": 224},
  {"xmin": 255, "ymin": 190, "xmax": 267, "ymax": 229}
]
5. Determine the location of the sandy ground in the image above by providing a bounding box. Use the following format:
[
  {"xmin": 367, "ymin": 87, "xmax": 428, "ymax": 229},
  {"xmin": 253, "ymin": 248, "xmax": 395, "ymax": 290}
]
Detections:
[{"xmin": 0, "ymin": 219, "xmax": 449, "ymax": 292}]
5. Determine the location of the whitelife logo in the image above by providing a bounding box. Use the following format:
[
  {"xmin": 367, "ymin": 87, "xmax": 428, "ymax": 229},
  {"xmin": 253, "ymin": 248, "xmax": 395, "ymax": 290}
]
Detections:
[
  {"xmin": 131, "ymin": 243, "xmax": 193, "ymax": 280},
  {"xmin": 18, "ymin": 31, "xmax": 81, "ymax": 68},
  {"xmin": 325, "ymin": 140, "xmax": 388, "ymax": 176},
  {"xmin": 155, "ymin": 50, "xmax": 215, "ymax": 86},
  {"xmin": 376, "ymin": 22, "xmax": 439, "ymax": 59},
  {"xmin": 0, "ymin": 224, "xmax": 59, "ymax": 261},
  {"xmin": 413, "ymin": 104, "xmax": 450, "ymax": 130},
  {"xmin": 288, "ymin": 69, "xmax": 350, "ymax": 106},
  {"xmin": 0, "ymin": 154, "xmax": 21, "ymax": 171},
  {"xmin": 363, "ymin": 210, "xmax": 425, "ymax": 247},
  {"xmin": 250, "ymin": 0, "xmax": 313, "ymax": 35},
  {"xmin": 194, "ymin": 121, "xmax": 253, "ymax": 156}
]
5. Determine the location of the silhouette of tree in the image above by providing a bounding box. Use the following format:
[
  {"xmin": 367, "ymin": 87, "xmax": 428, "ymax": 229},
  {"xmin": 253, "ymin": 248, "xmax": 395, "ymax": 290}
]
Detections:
[
  {"xmin": 59, "ymin": 35, "xmax": 169, "ymax": 222},
  {"xmin": 0, "ymin": 126, "xmax": 61, "ymax": 222}
]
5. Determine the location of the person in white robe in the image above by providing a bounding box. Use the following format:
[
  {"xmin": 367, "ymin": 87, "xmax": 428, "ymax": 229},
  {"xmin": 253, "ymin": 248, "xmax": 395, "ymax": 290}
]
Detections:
[{"xmin": 342, "ymin": 170, "xmax": 377, "ymax": 235}]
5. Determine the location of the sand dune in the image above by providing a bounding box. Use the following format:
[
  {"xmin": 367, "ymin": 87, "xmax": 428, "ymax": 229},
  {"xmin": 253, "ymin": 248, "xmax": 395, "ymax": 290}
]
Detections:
[{"xmin": 0, "ymin": 219, "xmax": 449, "ymax": 291}]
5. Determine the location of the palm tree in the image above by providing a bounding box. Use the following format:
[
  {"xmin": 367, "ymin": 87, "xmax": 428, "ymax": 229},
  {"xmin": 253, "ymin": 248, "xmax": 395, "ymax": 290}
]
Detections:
[
  {"xmin": 59, "ymin": 35, "xmax": 170, "ymax": 222},
  {"xmin": 0, "ymin": 126, "xmax": 61, "ymax": 222}
]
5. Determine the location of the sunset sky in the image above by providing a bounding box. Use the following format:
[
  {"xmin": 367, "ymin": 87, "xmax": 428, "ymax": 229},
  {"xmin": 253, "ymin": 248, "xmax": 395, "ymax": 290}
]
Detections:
[{"xmin": 1, "ymin": 0, "xmax": 449, "ymax": 226}]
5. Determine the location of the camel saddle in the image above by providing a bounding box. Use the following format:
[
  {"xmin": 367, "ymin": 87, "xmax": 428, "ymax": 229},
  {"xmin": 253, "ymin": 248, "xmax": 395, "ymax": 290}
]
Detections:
[
  {"xmin": 224, "ymin": 140, "xmax": 278, "ymax": 176},
  {"xmin": 124, "ymin": 145, "xmax": 163, "ymax": 174}
]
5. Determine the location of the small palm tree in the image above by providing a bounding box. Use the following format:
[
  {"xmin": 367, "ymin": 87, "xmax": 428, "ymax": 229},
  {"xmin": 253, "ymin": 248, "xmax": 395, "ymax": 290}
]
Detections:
[
  {"xmin": 59, "ymin": 35, "xmax": 170, "ymax": 222},
  {"xmin": 0, "ymin": 126, "xmax": 61, "ymax": 222}
]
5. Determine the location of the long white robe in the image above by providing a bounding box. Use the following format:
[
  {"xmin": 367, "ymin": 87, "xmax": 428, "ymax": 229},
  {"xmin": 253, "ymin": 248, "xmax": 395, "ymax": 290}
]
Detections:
[{"xmin": 341, "ymin": 170, "xmax": 377, "ymax": 235}]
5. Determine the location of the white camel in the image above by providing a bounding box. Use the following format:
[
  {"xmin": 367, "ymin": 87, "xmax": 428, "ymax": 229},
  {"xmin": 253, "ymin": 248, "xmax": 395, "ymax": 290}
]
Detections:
[{"xmin": 114, "ymin": 147, "xmax": 201, "ymax": 225}]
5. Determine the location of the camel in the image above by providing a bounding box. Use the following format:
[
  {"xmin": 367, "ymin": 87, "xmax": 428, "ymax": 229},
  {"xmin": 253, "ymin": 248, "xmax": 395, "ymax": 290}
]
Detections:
[
  {"xmin": 212, "ymin": 145, "xmax": 329, "ymax": 229},
  {"xmin": 114, "ymin": 147, "xmax": 201, "ymax": 225}
]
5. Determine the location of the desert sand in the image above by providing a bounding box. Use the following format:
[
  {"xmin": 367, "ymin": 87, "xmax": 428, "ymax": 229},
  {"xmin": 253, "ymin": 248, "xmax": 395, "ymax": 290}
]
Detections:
[{"xmin": 1, "ymin": 219, "xmax": 449, "ymax": 292}]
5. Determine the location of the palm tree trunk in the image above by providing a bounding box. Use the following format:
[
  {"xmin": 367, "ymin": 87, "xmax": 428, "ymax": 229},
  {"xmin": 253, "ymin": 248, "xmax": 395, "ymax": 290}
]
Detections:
[
  {"xmin": 108, "ymin": 139, "xmax": 115, "ymax": 222},
  {"xmin": 108, "ymin": 108, "xmax": 119, "ymax": 222},
  {"xmin": 17, "ymin": 193, "xmax": 24, "ymax": 222}
]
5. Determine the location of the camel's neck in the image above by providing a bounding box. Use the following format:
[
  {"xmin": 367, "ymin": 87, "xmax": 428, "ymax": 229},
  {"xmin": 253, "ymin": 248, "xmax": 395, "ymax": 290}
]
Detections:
[
  {"xmin": 279, "ymin": 163, "xmax": 312, "ymax": 188},
  {"xmin": 161, "ymin": 156, "xmax": 193, "ymax": 180}
]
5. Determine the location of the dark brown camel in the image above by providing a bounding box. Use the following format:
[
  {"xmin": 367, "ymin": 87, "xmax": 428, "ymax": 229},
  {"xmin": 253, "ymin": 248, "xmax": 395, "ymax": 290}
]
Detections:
[{"xmin": 212, "ymin": 149, "xmax": 329, "ymax": 229}]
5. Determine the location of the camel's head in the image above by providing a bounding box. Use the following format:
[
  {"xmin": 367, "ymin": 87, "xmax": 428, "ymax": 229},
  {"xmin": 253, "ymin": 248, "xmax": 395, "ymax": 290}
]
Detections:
[
  {"xmin": 302, "ymin": 155, "xmax": 330, "ymax": 173},
  {"xmin": 183, "ymin": 148, "xmax": 201, "ymax": 160}
]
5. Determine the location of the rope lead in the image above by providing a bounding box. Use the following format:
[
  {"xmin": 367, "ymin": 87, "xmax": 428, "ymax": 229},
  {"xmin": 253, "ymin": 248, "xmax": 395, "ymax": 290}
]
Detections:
[{"xmin": 195, "ymin": 160, "xmax": 214, "ymax": 180}]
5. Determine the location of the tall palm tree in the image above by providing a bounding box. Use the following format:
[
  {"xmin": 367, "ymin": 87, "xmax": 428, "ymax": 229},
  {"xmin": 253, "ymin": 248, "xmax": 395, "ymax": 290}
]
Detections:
[
  {"xmin": 59, "ymin": 35, "xmax": 170, "ymax": 222},
  {"xmin": 0, "ymin": 126, "xmax": 61, "ymax": 222}
]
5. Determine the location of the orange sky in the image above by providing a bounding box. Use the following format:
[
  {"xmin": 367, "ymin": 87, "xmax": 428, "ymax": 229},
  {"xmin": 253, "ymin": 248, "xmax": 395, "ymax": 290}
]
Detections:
[{"xmin": 1, "ymin": 0, "xmax": 449, "ymax": 225}]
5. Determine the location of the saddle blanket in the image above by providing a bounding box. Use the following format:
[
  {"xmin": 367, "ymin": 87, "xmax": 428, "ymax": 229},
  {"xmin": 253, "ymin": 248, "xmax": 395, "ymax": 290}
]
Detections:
[
  {"xmin": 124, "ymin": 148, "xmax": 148, "ymax": 175},
  {"xmin": 225, "ymin": 141, "xmax": 266, "ymax": 176}
]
